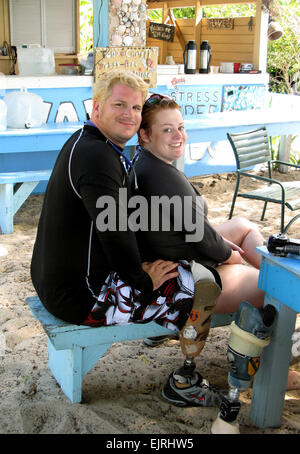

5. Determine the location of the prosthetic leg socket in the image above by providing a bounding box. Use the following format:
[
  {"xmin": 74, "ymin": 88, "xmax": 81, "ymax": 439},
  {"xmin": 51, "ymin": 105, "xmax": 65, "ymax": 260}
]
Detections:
[
  {"xmin": 211, "ymin": 301, "xmax": 277, "ymax": 434},
  {"xmin": 179, "ymin": 278, "xmax": 221, "ymax": 360},
  {"xmin": 175, "ymin": 278, "xmax": 221, "ymax": 387}
]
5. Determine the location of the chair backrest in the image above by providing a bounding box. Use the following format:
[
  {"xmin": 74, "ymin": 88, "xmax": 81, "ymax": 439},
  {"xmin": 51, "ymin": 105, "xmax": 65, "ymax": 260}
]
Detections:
[{"xmin": 227, "ymin": 127, "xmax": 271, "ymax": 170}]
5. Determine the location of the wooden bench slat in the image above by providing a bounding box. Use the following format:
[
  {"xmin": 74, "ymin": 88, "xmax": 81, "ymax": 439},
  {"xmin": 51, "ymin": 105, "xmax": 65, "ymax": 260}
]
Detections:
[{"xmin": 0, "ymin": 169, "xmax": 52, "ymax": 184}]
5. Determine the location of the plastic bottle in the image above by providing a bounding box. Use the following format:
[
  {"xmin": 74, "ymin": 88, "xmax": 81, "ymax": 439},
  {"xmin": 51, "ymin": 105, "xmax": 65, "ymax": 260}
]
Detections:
[
  {"xmin": 4, "ymin": 88, "xmax": 43, "ymax": 128},
  {"xmin": 17, "ymin": 45, "xmax": 55, "ymax": 76},
  {"xmin": 0, "ymin": 98, "xmax": 7, "ymax": 130}
]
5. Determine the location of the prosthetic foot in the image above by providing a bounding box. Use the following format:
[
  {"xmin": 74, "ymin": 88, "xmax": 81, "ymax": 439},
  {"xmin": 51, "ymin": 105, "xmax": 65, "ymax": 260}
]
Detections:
[
  {"xmin": 211, "ymin": 301, "xmax": 277, "ymax": 434},
  {"xmin": 161, "ymin": 356, "xmax": 222, "ymax": 407}
]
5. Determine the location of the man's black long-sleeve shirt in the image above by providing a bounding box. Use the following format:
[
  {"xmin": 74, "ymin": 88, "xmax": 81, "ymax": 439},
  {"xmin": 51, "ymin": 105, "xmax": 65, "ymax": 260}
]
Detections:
[{"xmin": 31, "ymin": 125, "xmax": 153, "ymax": 324}]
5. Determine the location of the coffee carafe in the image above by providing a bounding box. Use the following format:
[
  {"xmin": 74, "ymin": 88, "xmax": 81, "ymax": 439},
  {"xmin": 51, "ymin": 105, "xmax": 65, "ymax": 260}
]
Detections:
[
  {"xmin": 199, "ymin": 40, "xmax": 212, "ymax": 73},
  {"xmin": 183, "ymin": 40, "xmax": 197, "ymax": 74}
]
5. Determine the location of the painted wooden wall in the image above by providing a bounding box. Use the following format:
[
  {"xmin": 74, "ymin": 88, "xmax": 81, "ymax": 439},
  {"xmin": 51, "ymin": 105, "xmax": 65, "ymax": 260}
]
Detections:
[
  {"xmin": 0, "ymin": 0, "xmax": 267, "ymax": 74},
  {"xmin": 202, "ymin": 17, "xmax": 255, "ymax": 65},
  {"xmin": 146, "ymin": 0, "xmax": 267, "ymax": 70},
  {"xmin": 147, "ymin": 16, "xmax": 255, "ymax": 66}
]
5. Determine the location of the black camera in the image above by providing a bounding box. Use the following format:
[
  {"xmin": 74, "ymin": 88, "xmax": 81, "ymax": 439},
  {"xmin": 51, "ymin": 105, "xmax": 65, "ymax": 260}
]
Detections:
[{"xmin": 266, "ymin": 234, "xmax": 300, "ymax": 257}]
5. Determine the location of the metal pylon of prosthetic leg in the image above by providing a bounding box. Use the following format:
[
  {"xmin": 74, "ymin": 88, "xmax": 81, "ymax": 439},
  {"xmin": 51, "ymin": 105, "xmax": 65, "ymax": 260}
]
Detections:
[{"xmin": 211, "ymin": 302, "xmax": 277, "ymax": 434}]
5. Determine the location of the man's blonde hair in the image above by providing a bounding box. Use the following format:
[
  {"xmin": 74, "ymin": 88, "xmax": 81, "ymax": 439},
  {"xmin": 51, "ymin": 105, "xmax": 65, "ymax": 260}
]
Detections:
[{"xmin": 93, "ymin": 70, "xmax": 149, "ymax": 106}]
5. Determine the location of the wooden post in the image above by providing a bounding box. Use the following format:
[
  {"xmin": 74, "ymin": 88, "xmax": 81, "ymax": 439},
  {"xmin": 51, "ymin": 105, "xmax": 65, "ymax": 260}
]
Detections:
[
  {"xmin": 279, "ymin": 135, "xmax": 292, "ymax": 172},
  {"xmin": 161, "ymin": 3, "xmax": 169, "ymax": 64},
  {"xmin": 93, "ymin": 0, "xmax": 109, "ymax": 48},
  {"xmin": 194, "ymin": 1, "xmax": 202, "ymax": 69},
  {"xmin": 75, "ymin": 0, "xmax": 81, "ymax": 54},
  {"xmin": 250, "ymin": 302, "xmax": 296, "ymax": 427},
  {"xmin": 0, "ymin": 0, "xmax": 11, "ymax": 74},
  {"xmin": 0, "ymin": 0, "xmax": 10, "ymax": 44},
  {"xmin": 170, "ymin": 9, "xmax": 186, "ymax": 52},
  {"xmin": 253, "ymin": 0, "xmax": 269, "ymax": 71}
]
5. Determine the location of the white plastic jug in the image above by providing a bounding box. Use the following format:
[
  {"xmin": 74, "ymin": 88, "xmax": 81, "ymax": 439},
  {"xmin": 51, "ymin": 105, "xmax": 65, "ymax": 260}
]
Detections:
[
  {"xmin": 17, "ymin": 45, "xmax": 55, "ymax": 76},
  {"xmin": 0, "ymin": 98, "xmax": 7, "ymax": 130},
  {"xmin": 4, "ymin": 88, "xmax": 43, "ymax": 129}
]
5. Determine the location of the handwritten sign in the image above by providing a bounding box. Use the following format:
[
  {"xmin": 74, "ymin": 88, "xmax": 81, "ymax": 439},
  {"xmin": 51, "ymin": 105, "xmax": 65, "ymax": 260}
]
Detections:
[
  {"xmin": 148, "ymin": 22, "xmax": 175, "ymax": 42},
  {"xmin": 95, "ymin": 47, "xmax": 158, "ymax": 88},
  {"xmin": 207, "ymin": 18, "xmax": 234, "ymax": 30}
]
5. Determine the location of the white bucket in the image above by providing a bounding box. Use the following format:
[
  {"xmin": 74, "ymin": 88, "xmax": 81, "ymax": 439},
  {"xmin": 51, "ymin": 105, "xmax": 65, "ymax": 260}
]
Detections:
[
  {"xmin": 4, "ymin": 88, "xmax": 43, "ymax": 129},
  {"xmin": 17, "ymin": 45, "xmax": 55, "ymax": 76}
]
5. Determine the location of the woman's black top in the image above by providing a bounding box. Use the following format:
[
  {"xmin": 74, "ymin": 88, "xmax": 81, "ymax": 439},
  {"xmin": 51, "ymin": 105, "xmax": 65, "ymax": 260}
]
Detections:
[{"xmin": 131, "ymin": 148, "xmax": 231, "ymax": 269}]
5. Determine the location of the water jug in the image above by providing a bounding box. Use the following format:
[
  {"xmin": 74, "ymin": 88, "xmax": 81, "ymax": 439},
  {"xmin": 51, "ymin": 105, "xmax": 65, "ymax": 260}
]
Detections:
[
  {"xmin": 79, "ymin": 52, "xmax": 94, "ymax": 75},
  {"xmin": 17, "ymin": 45, "xmax": 55, "ymax": 76},
  {"xmin": 199, "ymin": 41, "xmax": 212, "ymax": 74},
  {"xmin": 4, "ymin": 88, "xmax": 43, "ymax": 128},
  {"xmin": 183, "ymin": 41, "xmax": 197, "ymax": 74},
  {"xmin": 0, "ymin": 98, "xmax": 7, "ymax": 130}
]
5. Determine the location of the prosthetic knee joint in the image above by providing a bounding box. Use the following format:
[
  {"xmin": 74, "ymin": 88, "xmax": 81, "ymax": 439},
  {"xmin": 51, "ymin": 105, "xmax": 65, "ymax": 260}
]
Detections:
[{"xmin": 212, "ymin": 301, "xmax": 277, "ymax": 434}]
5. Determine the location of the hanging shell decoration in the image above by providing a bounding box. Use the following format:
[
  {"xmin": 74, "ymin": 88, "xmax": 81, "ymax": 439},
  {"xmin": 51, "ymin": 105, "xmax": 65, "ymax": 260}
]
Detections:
[{"xmin": 109, "ymin": 0, "xmax": 147, "ymax": 47}]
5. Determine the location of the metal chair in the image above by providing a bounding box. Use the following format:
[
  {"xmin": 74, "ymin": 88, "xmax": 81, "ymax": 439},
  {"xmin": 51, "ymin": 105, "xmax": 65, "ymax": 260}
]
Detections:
[{"xmin": 227, "ymin": 126, "xmax": 300, "ymax": 233}]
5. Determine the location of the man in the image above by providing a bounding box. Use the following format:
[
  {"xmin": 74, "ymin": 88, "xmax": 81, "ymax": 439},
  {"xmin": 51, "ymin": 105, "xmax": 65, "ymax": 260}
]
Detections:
[{"xmin": 31, "ymin": 71, "xmax": 178, "ymax": 325}]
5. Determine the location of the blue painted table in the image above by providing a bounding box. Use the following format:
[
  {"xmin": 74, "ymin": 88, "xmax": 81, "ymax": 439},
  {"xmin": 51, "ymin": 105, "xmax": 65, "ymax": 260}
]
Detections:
[
  {"xmin": 0, "ymin": 122, "xmax": 83, "ymax": 153},
  {"xmin": 250, "ymin": 246, "xmax": 300, "ymax": 428},
  {"xmin": 0, "ymin": 108, "xmax": 299, "ymax": 233},
  {"xmin": 0, "ymin": 122, "xmax": 83, "ymax": 194},
  {"xmin": 1, "ymin": 108, "xmax": 299, "ymax": 186},
  {"xmin": 0, "ymin": 122, "xmax": 84, "ymax": 233},
  {"xmin": 178, "ymin": 109, "xmax": 300, "ymax": 177}
]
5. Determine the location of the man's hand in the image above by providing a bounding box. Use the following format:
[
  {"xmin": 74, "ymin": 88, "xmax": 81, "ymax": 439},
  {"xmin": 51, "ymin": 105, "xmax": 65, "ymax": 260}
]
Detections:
[
  {"xmin": 222, "ymin": 249, "xmax": 243, "ymax": 265},
  {"xmin": 223, "ymin": 237, "xmax": 245, "ymax": 256},
  {"xmin": 142, "ymin": 260, "xmax": 179, "ymax": 291}
]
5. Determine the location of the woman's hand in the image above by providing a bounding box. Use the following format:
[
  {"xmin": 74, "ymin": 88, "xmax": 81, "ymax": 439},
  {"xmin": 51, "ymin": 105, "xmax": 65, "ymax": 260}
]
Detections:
[{"xmin": 142, "ymin": 260, "xmax": 179, "ymax": 291}]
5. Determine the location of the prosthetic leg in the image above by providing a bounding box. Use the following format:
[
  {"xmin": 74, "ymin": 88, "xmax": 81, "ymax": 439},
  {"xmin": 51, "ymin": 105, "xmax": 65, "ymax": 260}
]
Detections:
[
  {"xmin": 161, "ymin": 262, "xmax": 222, "ymax": 407},
  {"xmin": 211, "ymin": 301, "xmax": 277, "ymax": 434}
]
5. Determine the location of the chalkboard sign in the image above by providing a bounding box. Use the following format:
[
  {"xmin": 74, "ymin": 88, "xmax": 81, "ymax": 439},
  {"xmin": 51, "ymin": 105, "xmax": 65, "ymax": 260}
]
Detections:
[{"xmin": 148, "ymin": 22, "xmax": 175, "ymax": 42}]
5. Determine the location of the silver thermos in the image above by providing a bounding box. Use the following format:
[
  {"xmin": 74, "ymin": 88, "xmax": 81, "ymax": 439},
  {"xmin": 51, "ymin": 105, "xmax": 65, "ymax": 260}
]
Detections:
[
  {"xmin": 199, "ymin": 40, "xmax": 212, "ymax": 73},
  {"xmin": 183, "ymin": 40, "xmax": 197, "ymax": 74}
]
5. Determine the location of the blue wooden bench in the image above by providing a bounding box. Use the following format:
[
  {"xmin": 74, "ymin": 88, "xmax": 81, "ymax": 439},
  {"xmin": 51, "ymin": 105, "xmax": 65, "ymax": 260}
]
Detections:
[
  {"xmin": 0, "ymin": 169, "xmax": 52, "ymax": 234},
  {"xmin": 26, "ymin": 295, "xmax": 236, "ymax": 404}
]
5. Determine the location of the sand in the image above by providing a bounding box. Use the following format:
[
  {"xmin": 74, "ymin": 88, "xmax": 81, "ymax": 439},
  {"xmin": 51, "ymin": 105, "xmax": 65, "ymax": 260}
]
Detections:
[{"xmin": 0, "ymin": 168, "xmax": 299, "ymax": 436}]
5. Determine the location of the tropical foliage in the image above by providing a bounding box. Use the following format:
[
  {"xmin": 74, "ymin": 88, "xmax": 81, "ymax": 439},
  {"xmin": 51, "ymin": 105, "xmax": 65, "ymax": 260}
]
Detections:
[
  {"xmin": 266, "ymin": 0, "xmax": 300, "ymax": 163},
  {"xmin": 148, "ymin": 4, "xmax": 256, "ymax": 19},
  {"xmin": 80, "ymin": 0, "xmax": 93, "ymax": 53},
  {"xmin": 267, "ymin": 0, "xmax": 300, "ymax": 95}
]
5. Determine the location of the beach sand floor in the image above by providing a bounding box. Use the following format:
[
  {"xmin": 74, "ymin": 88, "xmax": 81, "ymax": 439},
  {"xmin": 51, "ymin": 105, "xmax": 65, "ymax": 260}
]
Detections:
[{"xmin": 0, "ymin": 168, "xmax": 299, "ymax": 435}]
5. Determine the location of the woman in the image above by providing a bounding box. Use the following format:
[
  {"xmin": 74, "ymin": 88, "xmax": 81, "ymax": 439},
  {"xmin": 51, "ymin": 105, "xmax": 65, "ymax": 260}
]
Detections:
[
  {"xmin": 131, "ymin": 94, "xmax": 299, "ymax": 404},
  {"xmin": 133, "ymin": 94, "xmax": 264, "ymax": 313}
]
